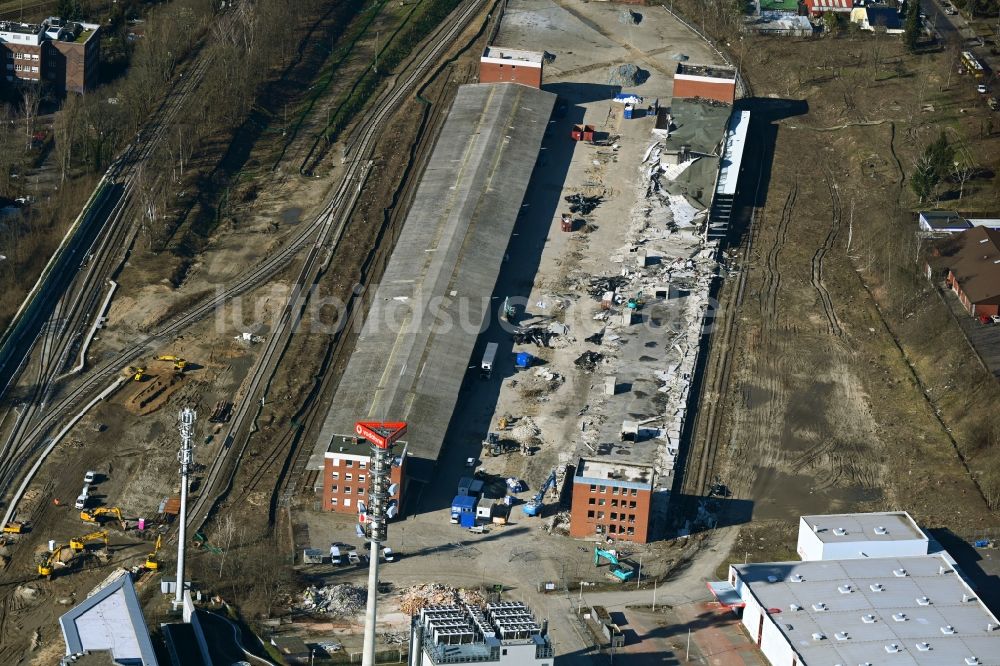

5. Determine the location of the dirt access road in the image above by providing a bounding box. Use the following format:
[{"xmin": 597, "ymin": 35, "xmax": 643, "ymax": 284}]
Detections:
[{"xmin": 695, "ymin": 34, "xmax": 1000, "ymax": 561}]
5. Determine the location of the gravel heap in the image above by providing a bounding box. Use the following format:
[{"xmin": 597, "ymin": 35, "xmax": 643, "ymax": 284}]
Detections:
[
  {"xmin": 608, "ymin": 63, "xmax": 649, "ymax": 87},
  {"xmin": 296, "ymin": 584, "xmax": 367, "ymax": 617}
]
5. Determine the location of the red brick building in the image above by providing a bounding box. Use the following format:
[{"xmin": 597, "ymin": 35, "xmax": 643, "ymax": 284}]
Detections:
[
  {"xmin": 321, "ymin": 435, "xmax": 407, "ymax": 518},
  {"xmin": 936, "ymin": 226, "xmax": 1000, "ymax": 318},
  {"xmin": 569, "ymin": 458, "xmax": 655, "ymax": 544},
  {"xmin": 672, "ymin": 63, "xmax": 737, "ymax": 105},
  {"xmin": 0, "ymin": 18, "xmax": 100, "ymax": 94},
  {"xmin": 803, "ymin": 0, "xmax": 853, "ymax": 16},
  {"xmin": 479, "ymin": 46, "xmax": 543, "ymax": 89}
]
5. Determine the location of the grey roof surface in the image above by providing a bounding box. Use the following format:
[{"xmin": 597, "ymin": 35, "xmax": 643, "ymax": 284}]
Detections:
[
  {"xmin": 59, "ymin": 572, "xmax": 158, "ymax": 666},
  {"xmin": 735, "ymin": 555, "xmax": 1000, "ymax": 666},
  {"xmin": 802, "ymin": 511, "xmax": 927, "ymax": 544},
  {"xmin": 309, "ymin": 83, "xmax": 555, "ymax": 479},
  {"xmin": 664, "ymin": 99, "xmax": 731, "ymax": 156}
]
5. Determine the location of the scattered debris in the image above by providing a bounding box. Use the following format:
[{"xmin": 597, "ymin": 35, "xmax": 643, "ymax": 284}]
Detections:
[
  {"xmin": 513, "ymin": 326, "xmax": 556, "ymax": 347},
  {"xmin": 565, "ymin": 193, "xmax": 603, "ymax": 215},
  {"xmin": 587, "ymin": 275, "xmax": 629, "ymax": 299},
  {"xmin": 584, "ymin": 329, "xmax": 605, "ymax": 345},
  {"xmin": 574, "ymin": 351, "xmax": 605, "ymax": 372},
  {"xmin": 398, "ymin": 583, "xmax": 486, "ymax": 615},
  {"xmin": 608, "ymin": 63, "xmax": 649, "ymax": 87},
  {"xmin": 296, "ymin": 584, "xmax": 366, "ymax": 617}
]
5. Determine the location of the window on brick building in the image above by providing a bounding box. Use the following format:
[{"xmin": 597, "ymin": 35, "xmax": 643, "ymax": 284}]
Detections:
[
  {"xmin": 359, "ymin": 461, "xmax": 367, "ymax": 469},
  {"xmin": 610, "ymin": 512, "xmax": 617, "ymax": 520},
  {"xmin": 597, "ymin": 512, "xmax": 605, "ymax": 520},
  {"xmin": 631, "ymin": 489, "xmax": 638, "ymax": 496},
  {"xmin": 626, "ymin": 527, "xmax": 634, "ymax": 536},
  {"xmin": 330, "ymin": 498, "xmax": 338, "ymax": 506},
  {"xmin": 346, "ymin": 460, "xmax": 354, "ymax": 467},
  {"xmin": 587, "ymin": 510, "xmax": 595, "ymax": 518},
  {"xmin": 330, "ymin": 485, "xmax": 338, "ymax": 493},
  {"xmin": 611, "ymin": 499, "xmax": 619, "ymax": 507},
  {"xmin": 358, "ymin": 474, "xmax": 366, "ymax": 483},
  {"xmin": 344, "ymin": 487, "xmax": 352, "ymax": 494},
  {"xmin": 629, "ymin": 501, "xmax": 636, "ymax": 508},
  {"xmin": 358, "ymin": 488, "xmax": 365, "ymax": 496},
  {"xmin": 598, "ymin": 499, "xmax": 606, "ymax": 506},
  {"xmin": 608, "ymin": 524, "xmax": 616, "ymax": 533},
  {"xmin": 331, "ymin": 472, "xmax": 339, "ymax": 479},
  {"xmin": 344, "ymin": 498, "xmax": 351, "ymax": 507},
  {"xmin": 345, "ymin": 473, "xmax": 353, "ymax": 481},
  {"xmin": 599, "ymin": 485, "xmax": 607, "ymax": 493},
  {"xmin": 590, "ymin": 484, "xmax": 597, "ymax": 492},
  {"xmin": 588, "ymin": 498, "xmax": 595, "ymax": 505}
]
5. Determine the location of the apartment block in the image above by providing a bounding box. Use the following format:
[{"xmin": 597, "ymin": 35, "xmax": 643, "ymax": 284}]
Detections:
[{"xmin": 0, "ymin": 18, "xmax": 100, "ymax": 94}]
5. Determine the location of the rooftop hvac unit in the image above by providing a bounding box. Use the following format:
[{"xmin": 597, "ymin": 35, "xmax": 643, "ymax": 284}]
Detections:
[
  {"xmin": 833, "ymin": 527, "xmax": 848, "ymax": 536},
  {"xmin": 894, "ymin": 568, "xmax": 908, "ymax": 577},
  {"xmin": 813, "ymin": 603, "xmax": 828, "ymax": 612},
  {"xmin": 941, "ymin": 626, "xmax": 956, "ymax": 635},
  {"xmin": 892, "ymin": 613, "xmax": 908, "ymax": 622},
  {"xmin": 835, "ymin": 632, "xmax": 850, "ymax": 641},
  {"xmin": 885, "ymin": 644, "xmax": 901, "ymax": 654},
  {"xmin": 874, "ymin": 526, "xmax": 888, "ymax": 535},
  {"xmin": 870, "ymin": 584, "xmax": 885, "ymax": 592},
  {"xmin": 862, "ymin": 614, "xmax": 876, "ymax": 624},
  {"xmin": 966, "ymin": 658, "xmax": 981, "ymax": 665},
  {"xmin": 790, "ymin": 604, "xmax": 802, "ymax": 611},
  {"xmin": 916, "ymin": 642, "xmax": 931, "ymax": 652},
  {"xmin": 790, "ymin": 574, "xmax": 804, "ymax": 583},
  {"xmin": 812, "ymin": 633, "xmax": 826, "ymax": 641},
  {"xmin": 838, "ymin": 585, "xmax": 853, "ymax": 594},
  {"xmin": 917, "ymin": 596, "xmax": 931, "ymax": 606}
]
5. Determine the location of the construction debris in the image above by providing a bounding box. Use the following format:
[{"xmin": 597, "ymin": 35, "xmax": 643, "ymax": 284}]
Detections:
[
  {"xmin": 565, "ymin": 193, "xmax": 603, "ymax": 215},
  {"xmin": 574, "ymin": 351, "xmax": 605, "ymax": 372},
  {"xmin": 296, "ymin": 584, "xmax": 366, "ymax": 617},
  {"xmin": 608, "ymin": 63, "xmax": 648, "ymax": 87},
  {"xmin": 513, "ymin": 326, "xmax": 555, "ymax": 348},
  {"xmin": 398, "ymin": 583, "xmax": 486, "ymax": 616},
  {"xmin": 587, "ymin": 275, "xmax": 629, "ymax": 300}
]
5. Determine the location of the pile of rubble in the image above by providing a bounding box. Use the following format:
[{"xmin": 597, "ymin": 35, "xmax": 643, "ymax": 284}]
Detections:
[
  {"xmin": 608, "ymin": 63, "xmax": 648, "ymax": 87},
  {"xmin": 545, "ymin": 511, "xmax": 571, "ymax": 535},
  {"xmin": 507, "ymin": 417, "xmax": 541, "ymax": 443},
  {"xmin": 565, "ymin": 193, "xmax": 603, "ymax": 215},
  {"xmin": 399, "ymin": 583, "xmax": 486, "ymax": 615},
  {"xmin": 296, "ymin": 584, "xmax": 366, "ymax": 617}
]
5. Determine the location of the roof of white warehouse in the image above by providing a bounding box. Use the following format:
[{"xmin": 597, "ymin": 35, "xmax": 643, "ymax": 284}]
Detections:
[
  {"xmin": 733, "ymin": 554, "xmax": 1000, "ymax": 666},
  {"xmin": 801, "ymin": 511, "xmax": 926, "ymax": 544}
]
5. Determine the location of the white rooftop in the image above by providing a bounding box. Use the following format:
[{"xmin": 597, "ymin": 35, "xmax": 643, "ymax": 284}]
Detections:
[
  {"xmin": 735, "ymin": 555, "xmax": 1000, "ymax": 666},
  {"xmin": 802, "ymin": 511, "xmax": 926, "ymax": 544},
  {"xmin": 483, "ymin": 46, "xmax": 544, "ymax": 64},
  {"xmin": 577, "ymin": 458, "xmax": 654, "ymax": 487}
]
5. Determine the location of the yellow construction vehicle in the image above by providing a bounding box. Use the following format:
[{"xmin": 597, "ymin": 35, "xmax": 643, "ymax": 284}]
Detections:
[
  {"xmin": 70, "ymin": 530, "xmax": 109, "ymax": 552},
  {"xmin": 125, "ymin": 366, "xmax": 146, "ymax": 381},
  {"xmin": 2, "ymin": 521, "xmax": 28, "ymax": 534},
  {"xmin": 144, "ymin": 534, "xmax": 162, "ymax": 570},
  {"xmin": 155, "ymin": 355, "xmax": 188, "ymax": 372},
  {"xmin": 497, "ymin": 416, "xmax": 509, "ymax": 430},
  {"xmin": 37, "ymin": 545, "xmax": 71, "ymax": 578},
  {"xmin": 80, "ymin": 507, "xmax": 126, "ymax": 530}
]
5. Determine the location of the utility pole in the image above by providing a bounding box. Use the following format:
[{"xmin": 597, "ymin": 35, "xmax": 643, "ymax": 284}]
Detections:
[
  {"xmin": 173, "ymin": 408, "xmax": 196, "ymax": 610},
  {"xmin": 358, "ymin": 421, "xmax": 406, "ymax": 666}
]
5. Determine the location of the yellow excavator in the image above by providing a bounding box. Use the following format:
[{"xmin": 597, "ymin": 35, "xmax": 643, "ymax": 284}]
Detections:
[
  {"xmin": 124, "ymin": 366, "xmax": 145, "ymax": 381},
  {"xmin": 70, "ymin": 530, "xmax": 109, "ymax": 552},
  {"xmin": 144, "ymin": 534, "xmax": 162, "ymax": 570},
  {"xmin": 2, "ymin": 521, "xmax": 28, "ymax": 534},
  {"xmin": 80, "ymin": 507, "xmax": 126, "ymax": 530},
  {"xmin": 155, "ymin": 355, "xmax": 188, "ymax": 372},
  {"xmin": 37, "ymin": 545, "xmax": 72, "ymax": 578}
]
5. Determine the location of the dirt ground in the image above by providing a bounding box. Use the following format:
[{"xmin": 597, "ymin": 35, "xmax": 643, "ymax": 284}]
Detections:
[{"xmin": 703, "ymin": 32, "xmax": 1000, "ymax": 568}]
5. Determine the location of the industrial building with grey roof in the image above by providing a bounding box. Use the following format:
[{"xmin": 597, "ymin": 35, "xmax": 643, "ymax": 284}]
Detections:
[{"xmin": 309, "ymin": 82, "xmax": 556, "ymax": 482}]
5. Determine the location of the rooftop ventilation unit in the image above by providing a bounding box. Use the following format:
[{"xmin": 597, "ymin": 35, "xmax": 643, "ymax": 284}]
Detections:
[
  {"xmin": 767, "ymin": 575, "xmax": 778, "ymax": 583},
  {"xmin": 941, "ymin": 626, "xmax": 956, "ymax": 635},
  {"xmin": 833, "ymin": 528, "xmax": 847, "ymax": 536},
  {"xmin": 790, "ymin": 604, "xmax": 802, "ymax": 611},
  {"xmin": 885, "ymin": 644, "xmax": 901, "ymax": 654},
  {"xmin": 963, "ymin": 594, "xmax": 976, "ymax": 603},
  {"xmin": 988, "ymin": 623, "xmax": 998, "ymax": 632},
  {"xmin": 894, "ymin": 568, "xmax": 908, "ymax": 577},
  {"xmin": 893, "ymin": 613, "xmax": 908, "ymax": 622},
  {"xmin": 790, "ymin": 574, "xmax": 804, "ymax": 583},
  {"xmin": 813, "ymin": 602, "xmax": 829, "ymax": 612},
  {"xmin": 870, "ymin": 584, "xmax": 885, "ymax": 592},
  {"xmin": 966, "ymin": 658, "xmax": 981, "ymax": 665},
  {"xmin": 859, "ymin": 662, "xmax": 873, "ymax": 666},
  {"xmin": 812, "ymin": 633, "xmax": 826, "ymax": 641},
  {"xmin": 940, "ymin": 566, "xmax": 952, "ymax": 575},
  {"xmin": 916, "ymin": 642, "xmax": 931, "ymax": 652},
  {"xmin": 835, "ymin": 632, "xmax": 850, "ymax": 641},
  {"xmin": 917, "ymin": 596, "xmax": 931, "ymax": 606},
  {"xmin": 874, "ymin": 526, "xmax": 888, "ymax": 535},
  {"xmin": 862, "ymin": 614, "xmax": 877, "ymax": 624},
  {"xmin": 838, "ymin": 585, "xmax": 853, "ymax": 594}
]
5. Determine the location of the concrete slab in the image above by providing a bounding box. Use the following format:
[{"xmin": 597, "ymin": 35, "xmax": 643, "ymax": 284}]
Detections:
[{"xmin": 309, "ymin": 83, "xmax": 556, "ymax": 480}]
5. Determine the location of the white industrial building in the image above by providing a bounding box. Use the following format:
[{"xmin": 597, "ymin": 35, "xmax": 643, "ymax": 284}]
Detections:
[
  {"xmin": 796, "ymin": 511, "xmax": 929, "ymax": 561},
  {"xmin": 708, "ymin": 512, "xmax": 1000, "ymax": 666},
  {"xmin": 410, "ymin": 601, "xmax": 553, "ymax": 666},
  {"xmin": 727, "ymin": 554, "xmax": 1000, "ymax": 666}
]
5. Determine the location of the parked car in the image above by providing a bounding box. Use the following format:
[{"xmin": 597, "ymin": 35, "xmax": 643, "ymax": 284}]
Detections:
[
  {"xmin": 348, "ymin": 551, "xmax": 361, "ymax": 565},
  {"xmin": 382, "ymin": 547, "xmax": 396, "ymax": 562},
  {"xmin": 83, "ymin": 470, "xmax": 97, "ymax": 484},
  {"xmin": 991, "ymin": 314, "xmax": 1000, "ymax": 324},
  {"xmin": 978, "ymin": 84, "xmax": 989, "ymax": 94}
]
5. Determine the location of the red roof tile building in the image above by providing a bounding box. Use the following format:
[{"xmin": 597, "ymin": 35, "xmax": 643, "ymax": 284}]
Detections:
[{"xmin": 804, "ymin": 0, "xmax": 853, "ymax": 15}]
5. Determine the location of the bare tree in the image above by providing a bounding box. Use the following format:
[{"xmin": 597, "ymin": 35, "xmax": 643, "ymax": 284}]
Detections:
[
  {"xmin": 20, "ymin": 85, "xmax": 40, "ymax": 151},
  {"xmin": 952, "ymin": 159, "xmax": 976, "ymax": 200}
]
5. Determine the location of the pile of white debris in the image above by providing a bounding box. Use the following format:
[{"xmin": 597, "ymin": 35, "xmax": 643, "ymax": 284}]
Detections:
[{"xmin": 296, "ymin": 584, "xmax": 366, "ymax": 617}]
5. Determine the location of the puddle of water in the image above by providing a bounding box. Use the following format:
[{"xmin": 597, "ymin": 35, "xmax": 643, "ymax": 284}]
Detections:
[{"xmin": 280, "ymin": 207, "xmax": 303, "ymax": 225}]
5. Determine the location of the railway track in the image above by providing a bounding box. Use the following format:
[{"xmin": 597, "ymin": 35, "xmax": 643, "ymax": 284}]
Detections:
[{"xmin": 0, "ymin": 0, "xmax": 488, "ymax": 525}]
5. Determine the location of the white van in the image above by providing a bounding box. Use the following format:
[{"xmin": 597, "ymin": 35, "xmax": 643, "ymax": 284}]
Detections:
[
  {"xmin": 74, "ymin": 486, "xmax": 90, "ymax": 510},
  {"xmin": 480, "ymin": 343, "xmax": 498, "ymax": 379},
  {"xmin": 329, "ymin": 545, "xmax": 342, "ymax": 565}
]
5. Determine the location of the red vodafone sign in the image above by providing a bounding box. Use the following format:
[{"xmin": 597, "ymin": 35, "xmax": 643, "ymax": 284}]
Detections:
[{"xmin": 354, "ymin": 421, "xmax": 407, "ymax": 449}]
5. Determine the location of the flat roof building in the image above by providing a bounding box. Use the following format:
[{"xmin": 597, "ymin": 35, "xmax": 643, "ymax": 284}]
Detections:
[
  {"xmin": 0, "ymin": 17, "xmax": 100, "ymax": 93},
  {"xmin": 570, "ymin": 458, "xmax": 655, "ymax": 543},
  {"xmin": 479, "ymin": 45, "xmax": 544, "ymax": 88},
  {"xmin": 309, "ymin": 83, "xmax": 556, "ymax": 492},
  {"xmin": 797, "ymin": 511, "xmax": 929, "ymax": 561},
  {"xmin": 320, "ymin": 437, "xmax": 407, "ymax": 518},
  {"xmin": 673, "ymin": 62, "xmax": 737, "ymax": 105},
  {"xmin": 728, "ymin": 554, "xmax": 1000, "ymax": 666},
  {"xmin": 411, "ymin": 601, "xmax": 553, "ymax": 666}
]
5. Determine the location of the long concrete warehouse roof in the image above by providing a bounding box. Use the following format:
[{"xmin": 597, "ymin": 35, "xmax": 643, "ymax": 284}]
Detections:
[{"xmin": 309, "ymin": 82, "xmax": 556, "ymax": 481}]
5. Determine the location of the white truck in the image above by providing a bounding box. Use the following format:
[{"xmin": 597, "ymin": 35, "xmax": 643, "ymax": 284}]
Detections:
[{"xmin": 480, "ymin": 342, "xmax": 498, "ymax": 379}]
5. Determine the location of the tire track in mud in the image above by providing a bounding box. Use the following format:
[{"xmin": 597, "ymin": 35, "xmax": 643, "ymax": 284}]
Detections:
[
  {"xmin": 811, "ymin": 168, "xmax": 844, "ymax": 337},
  {"xmin": 759, "ymin": 181, "xmax": 796, "ymax": 319}
]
